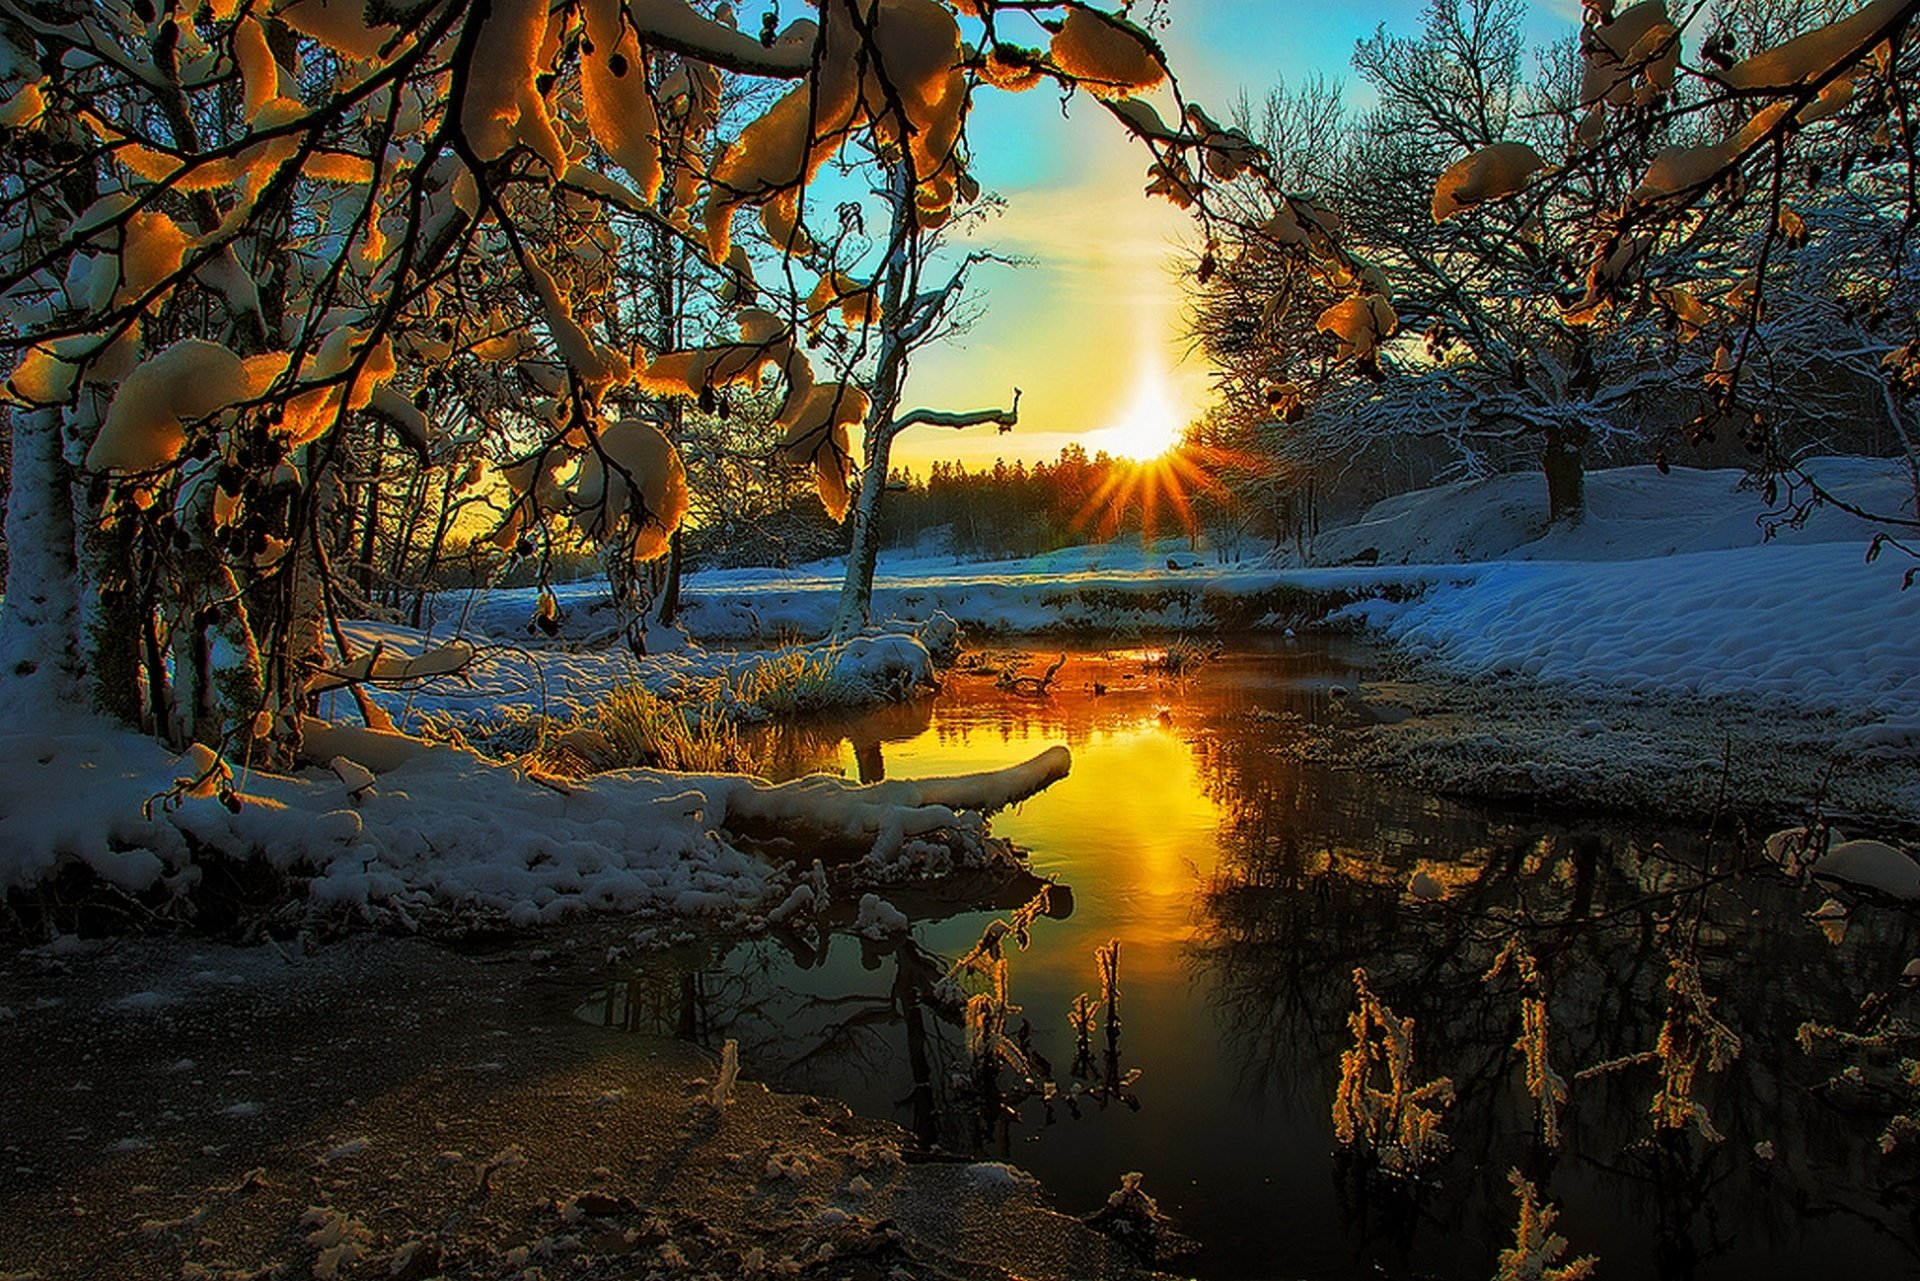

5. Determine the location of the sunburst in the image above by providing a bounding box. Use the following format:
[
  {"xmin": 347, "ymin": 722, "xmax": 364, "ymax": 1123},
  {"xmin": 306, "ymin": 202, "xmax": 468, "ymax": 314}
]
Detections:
[
  {"xmin": 1073, "ymin": 441, "xmax": 1265, "ymax": 545},
  {"xmin": 1086, "ymin": 360, "xmax": 1188, "ymax": 462},
  {"xmin": 1073, "ymin": 357, "xmax": 1275, "ymax": 544}
]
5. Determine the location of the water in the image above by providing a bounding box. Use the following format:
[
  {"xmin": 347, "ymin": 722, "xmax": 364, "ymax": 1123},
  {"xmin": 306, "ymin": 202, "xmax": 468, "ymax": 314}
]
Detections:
[{"xmin": 582, "ymin": 640, "xmax": 1920, "ymax": 1279}]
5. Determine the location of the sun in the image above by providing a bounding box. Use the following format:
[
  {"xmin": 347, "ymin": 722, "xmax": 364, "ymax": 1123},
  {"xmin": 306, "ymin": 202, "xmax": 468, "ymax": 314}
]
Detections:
[{"xmin": 1088, "ymin": 361, "xmax": 1188, "ymax": 461}]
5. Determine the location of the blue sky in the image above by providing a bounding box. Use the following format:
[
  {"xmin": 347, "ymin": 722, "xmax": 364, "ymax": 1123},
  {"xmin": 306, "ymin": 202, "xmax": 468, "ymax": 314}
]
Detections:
[{"xmin": 887, "ymin": 0, "xmax": 1582, "ymax": 472}]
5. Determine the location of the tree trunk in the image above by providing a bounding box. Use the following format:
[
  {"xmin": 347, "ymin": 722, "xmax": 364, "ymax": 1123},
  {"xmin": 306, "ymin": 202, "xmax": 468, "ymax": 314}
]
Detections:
[
  {"xmin": 87, "ymin": 519, "xmax": 147, "ymax": 728},
  {"xmin": 1543, "ymin": 429, "xmax": 1585, "ymax": 523},
  {"xmin": 830, "ymin": 164, "xmax": 917, "ymax": 639},
  {"xmin": 357, "ymin": 423, "xmax": 383, "ymax": 596},
  {"xmin": 652, "ymin": 222, "xmax": 686, "ymax": 628},
  {"xmin": 656, "ymin": 527, "xmax": 684, "ymax": 626},
  {"xmin": 168, "ymin": 553, "xmax": 264, "ymax": 746},
  {"xmin": 832, "ymin": 442, "xmax": 894, "ymax": 638},
  {"xmin": 0, "ymin": 405, "xmax": 86, "ymax": 715}
]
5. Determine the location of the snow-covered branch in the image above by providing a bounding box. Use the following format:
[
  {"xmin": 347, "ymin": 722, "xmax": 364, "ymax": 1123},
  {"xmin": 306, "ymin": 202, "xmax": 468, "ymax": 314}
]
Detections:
[{"xmin": 890, "ymin": 388, "xmax": 1022, "ymax": 435}]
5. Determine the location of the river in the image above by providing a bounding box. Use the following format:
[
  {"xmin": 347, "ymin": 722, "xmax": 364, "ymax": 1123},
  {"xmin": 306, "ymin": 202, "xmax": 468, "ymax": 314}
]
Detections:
[{"xmin": 581, "ymin": 640, "xmax": 1920, "ymax": 1279}]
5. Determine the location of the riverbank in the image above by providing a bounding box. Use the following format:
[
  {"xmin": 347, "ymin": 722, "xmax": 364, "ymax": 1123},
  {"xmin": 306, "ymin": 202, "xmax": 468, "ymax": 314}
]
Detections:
[
  {"xmin": 0, "ymin": 920, "xmax": 1164, "ymax": 1281},
  {"xmin": 1284, "ymin": 660, "xmax": 1920, "ymax": 834},
  {"xmin": 443, "ymin": 457, "xmax": 1914, "ymax": 830}
]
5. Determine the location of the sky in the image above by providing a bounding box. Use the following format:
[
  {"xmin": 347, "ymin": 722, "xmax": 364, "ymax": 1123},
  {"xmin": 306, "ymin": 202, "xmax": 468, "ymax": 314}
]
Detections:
[{"xmin": 886, "ymin": 0, "xmax": 1582, "ymax": 473}]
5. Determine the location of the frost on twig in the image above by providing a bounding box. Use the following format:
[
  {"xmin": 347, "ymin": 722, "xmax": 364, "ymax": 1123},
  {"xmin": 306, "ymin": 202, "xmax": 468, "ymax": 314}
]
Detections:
[
  {"xmin": 1797, "ymin": 995, "xmax": 1920, "ymax": 1154},
  {"xmin": 1578, "ymin": 950, "xmax": 1741, "ymax": 1142},
  {"xmin": 1649, "ymin": 953, "xmax": 1742, "ymax": 1141},
  {"xmin": 1485, "ymin": 935, "xmax": 1568, "ymax": 1148},
  {"xmin": 949, "ymin": 889, "xmax": 1053, "ymax": 1096},
  {"xmin": 1331, "ymin": 967, "xmax": 1454, "ymax": 1175},
  {"xmin": 1493, "ymin": 1170, "xmax": 1597, "ymax": 1281}
]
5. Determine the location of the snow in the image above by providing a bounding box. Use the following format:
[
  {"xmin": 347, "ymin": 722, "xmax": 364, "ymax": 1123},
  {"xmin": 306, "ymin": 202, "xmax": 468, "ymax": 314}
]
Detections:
[
  {"xmin": 1347, "ymin": 542, "xmax": 1919, "ymax": 716},
  {"xmin": 1432, "ymin": 142, "xmax": 1543, "ymax": 221},
  {"xmin": 1048, "ymin": 7, "xmax": 1165, "ymax": 99},
  {"xmin": 637, "ymin": 460, "xmax": 1917, "ymax": 732},
  {"xmin": 1303, "ymin": 459, "xmax": 1909, "ymax": 566},
  {"xmin": 966, "ymin": 1161, "xmax": 1039, "ymax": 1190},
  {"xmin": 322, "ymin": 459, "xmax": 1920, "ymax": 815},
  {"xmin": 86, "ymin": 338, "xmax": 251, "ymax": 473},
  {"xmin": 322, "ymin": 613, "xmax": 954, "ymax": 731},
  {"xmin": 854, "ymin": 892, "xmax": 909, "ymax": 938},
  {"xmin": 0, "ymin": 703, "xmax": 1068, "ymax": 925},
  {"xmin": 4, "ymin": 455, "xmax": 1915, "ymax": 922},
  {"xmin": 1811, "ymin": 840, "xmax": 1920, "ymax": 901}
]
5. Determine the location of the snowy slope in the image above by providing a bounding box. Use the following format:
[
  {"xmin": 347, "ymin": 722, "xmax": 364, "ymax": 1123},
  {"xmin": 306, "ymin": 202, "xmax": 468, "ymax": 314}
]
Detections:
[
  {"xmin": 1340, "ymin": 543, "xmax": 1920, "ymax": 725},
  {"xmin": 1305, "ymin": 459, "xmax": 1910, "ymax": 566}
]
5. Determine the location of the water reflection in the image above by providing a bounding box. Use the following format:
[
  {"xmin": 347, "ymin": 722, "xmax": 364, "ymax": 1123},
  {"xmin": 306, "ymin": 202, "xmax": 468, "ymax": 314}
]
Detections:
[{"xmin": 582, "ymin": 642, "xmax": 1920, "ymax": 1279}]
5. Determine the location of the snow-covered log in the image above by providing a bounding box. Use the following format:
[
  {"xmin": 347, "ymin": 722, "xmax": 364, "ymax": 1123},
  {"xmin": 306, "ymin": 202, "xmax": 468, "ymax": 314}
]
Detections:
[
  {"xmin": 711, "ymin": 745, "xmax": 1071, "ymax": 838},
  {"xmin": 0, "ymin": 720, "xmax": 1070, "ymax": 929}
]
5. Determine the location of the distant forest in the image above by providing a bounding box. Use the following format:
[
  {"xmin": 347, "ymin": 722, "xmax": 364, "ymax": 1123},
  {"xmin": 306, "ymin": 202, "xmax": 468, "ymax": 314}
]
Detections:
[{"xmin": 673, "ymin": 441, "xmax": 1279, "ymax": 573}]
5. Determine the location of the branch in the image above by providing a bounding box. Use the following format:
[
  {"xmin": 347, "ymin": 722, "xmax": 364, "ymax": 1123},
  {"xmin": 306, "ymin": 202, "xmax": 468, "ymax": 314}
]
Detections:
[
  {"xmin": 625, "ymin": 0, "xmax": 815, "ymax": 78},
  {"xmin": 890, "ymin": 387, "xmax": 1022, "ymax": 434},
  {"xmin": 898, "ymin": 250, "xmax": 1015, "ymax": 348}
]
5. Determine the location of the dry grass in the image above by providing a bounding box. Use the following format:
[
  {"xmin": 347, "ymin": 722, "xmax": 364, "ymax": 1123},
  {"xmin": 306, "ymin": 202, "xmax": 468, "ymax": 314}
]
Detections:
[
  {"xmin": 1153, "ymin": 634, "xmax": 1220, "ymax": 678},
  {"xmin": 731, "ymin": 649, "xmax": 844, "ymax": 719},
  {"xmin": 424, "ymin": 684, "xmax": 764, "ymax": 777},
  {"xmin": 575, "ymin": 683, "xmax": 761, "ymax": 774}
]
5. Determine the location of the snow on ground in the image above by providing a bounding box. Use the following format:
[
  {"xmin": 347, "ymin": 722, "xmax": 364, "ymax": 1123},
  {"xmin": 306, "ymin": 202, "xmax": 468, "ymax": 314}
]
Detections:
[
  {"xmin": 1338, "ymin": 542, "xmax": 1920, "ymax": 729},
  {"xmin": 0, "ymin": 705, "xmax": 1068, "ymax": 926},
  {"xmin": 329, "ymin": 613, "xmax": 956, "ymax": 730},
  {"xmin": 1303, "ymin": 457, "xmax": 1912, "ymax": 566},
  {"xmin": 436, "ymin": 459, "xmax": 1917, "ymax": 728},
  {"xmin": 5, "ymin": 457, "xmax": 1915, "ymax": 916},
  {"xmin": 423, "ymin": 533, "xmax": 1437, "ymax": 645}
]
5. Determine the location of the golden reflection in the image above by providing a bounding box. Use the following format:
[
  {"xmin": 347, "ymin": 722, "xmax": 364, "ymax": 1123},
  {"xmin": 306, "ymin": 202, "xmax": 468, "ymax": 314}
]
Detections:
[
  {"xmin": 1005, "ymin": 722, "xmax": 1218, "ymax": 882},
  {"xmin": 811, "ymin": 653, "xmax": 1227, "ymax": 972}
]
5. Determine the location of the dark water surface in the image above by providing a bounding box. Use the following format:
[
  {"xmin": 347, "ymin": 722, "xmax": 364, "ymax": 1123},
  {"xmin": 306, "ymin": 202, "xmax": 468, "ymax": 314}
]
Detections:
[{"xmin": 584, "ymin": 641, "xmax": 1920, "ymax": 1279}]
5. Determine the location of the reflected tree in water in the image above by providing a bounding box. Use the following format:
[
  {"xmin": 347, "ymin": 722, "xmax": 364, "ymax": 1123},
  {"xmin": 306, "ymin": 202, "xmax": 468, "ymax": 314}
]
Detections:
[{"xmin": 1178, "ymin": 680, "xmax": 1920, "ymax": 1276}]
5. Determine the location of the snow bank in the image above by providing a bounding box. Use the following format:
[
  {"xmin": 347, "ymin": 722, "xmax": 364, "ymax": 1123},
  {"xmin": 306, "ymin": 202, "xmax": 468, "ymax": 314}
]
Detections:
[
  {"xmin": 0, "ymin": 715, "xmax": 1071, "ymax": 927},
  {"xmin": 329, "ymin": 613, "xmax": 952, "ymax": 731},
  {"xmin": 1307, "ymin": 459, "xmax": 1911, "ymax": 567},
  {"xmin": 1811, "ymin": 840, "xmax": 1920, "ymax": 900},
  {"xmin": 1348, "ymin": 542, "xmax": 1920, "ymax": 719},
  {"xmin": 443, "ymin": 552, "xmax": 1427, "ymax": 645}
]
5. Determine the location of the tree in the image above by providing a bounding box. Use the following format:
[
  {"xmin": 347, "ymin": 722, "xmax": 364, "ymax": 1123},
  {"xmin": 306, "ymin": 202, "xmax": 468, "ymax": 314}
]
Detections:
[
  {"xmin": 9, "ymin": 0, "xmax": 1911, "ymax": 774},
  {"xmin": 0, "ymin": 0, "xmax": 1336, "ymax": 756},
  {"xmin": 828, "ymin": 157, "xmax": 1020, "ymax": 636},
  {"xmin": 1193, "ymin": 0, "xmax": 1920, "ymax": 535}
]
